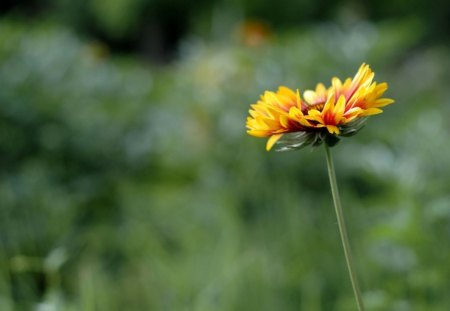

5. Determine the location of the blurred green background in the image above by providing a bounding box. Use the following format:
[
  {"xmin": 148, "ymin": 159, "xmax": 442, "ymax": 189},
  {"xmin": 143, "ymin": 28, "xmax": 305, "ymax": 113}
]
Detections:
[{"xmin": 1, "ymin": 1, "xmax": 450, "ymax": 310}]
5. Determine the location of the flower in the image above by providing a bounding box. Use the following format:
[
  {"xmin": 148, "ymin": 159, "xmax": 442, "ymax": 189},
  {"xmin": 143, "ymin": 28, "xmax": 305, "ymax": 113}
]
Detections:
[{"xmin": 246, "ymin": 63, "xmax": 394, "ymax": 151}]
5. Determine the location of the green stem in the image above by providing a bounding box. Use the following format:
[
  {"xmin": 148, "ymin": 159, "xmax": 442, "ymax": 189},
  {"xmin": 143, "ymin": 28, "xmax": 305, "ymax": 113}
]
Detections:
[{"xmin": 324, "ymin": 144, "xmax": 365, "ymax": 311}]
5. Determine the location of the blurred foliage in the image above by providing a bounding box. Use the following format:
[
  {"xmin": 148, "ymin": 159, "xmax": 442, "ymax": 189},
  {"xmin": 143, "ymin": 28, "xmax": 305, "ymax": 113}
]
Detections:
[
  {"xmin": 2, "ymin": 0, "xmax": 449, "ymax": 62},
  {"xmin": 1, "ymin": 14, "xmax": 450, "ymax": 311}
]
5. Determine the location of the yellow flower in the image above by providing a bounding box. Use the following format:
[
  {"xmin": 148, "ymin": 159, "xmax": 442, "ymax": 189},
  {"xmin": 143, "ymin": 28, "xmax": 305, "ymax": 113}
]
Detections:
[{"xmin": 246, "ymin": 63, "xmax": 394, "ymax": 151}]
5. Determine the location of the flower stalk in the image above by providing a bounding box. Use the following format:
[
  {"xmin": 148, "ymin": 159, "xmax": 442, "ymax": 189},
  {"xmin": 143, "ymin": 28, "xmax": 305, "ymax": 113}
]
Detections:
[{"xmin": 324, "ymin": 144, "xmax": 364, "ymax": 311}]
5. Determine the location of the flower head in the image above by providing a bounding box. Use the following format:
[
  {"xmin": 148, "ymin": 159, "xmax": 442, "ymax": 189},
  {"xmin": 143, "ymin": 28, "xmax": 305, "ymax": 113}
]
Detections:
[{"xmin": 246, "ymin": 63, "xmax": 394, "ymax": 151}]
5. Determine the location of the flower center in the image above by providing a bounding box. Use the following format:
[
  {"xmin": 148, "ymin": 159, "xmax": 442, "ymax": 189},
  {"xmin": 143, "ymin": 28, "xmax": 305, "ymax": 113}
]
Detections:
[{"xmin": 303, "ymin": 102, "xmax": 325, "ymax": 113}]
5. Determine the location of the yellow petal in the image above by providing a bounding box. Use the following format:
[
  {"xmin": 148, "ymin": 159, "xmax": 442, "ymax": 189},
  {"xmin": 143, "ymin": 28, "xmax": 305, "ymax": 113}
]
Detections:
[
  {"xmin": 334, "ymin": 95, "xmax": 346, "ymax": 122},
  {"xmin": 266, "ymin": 134, "xmax": 283, "ymax": 151},
  {"xmin": 305, "ymin": 113, "xmax": 324, "ymax": 124},
  {"xmin": 316, "ymin": 83, "xmax": 326, "ymax": 93},
  {"xmin": 288, "ymin": 106, "xmax": 303, "ymax": 121},
  {"xmin": 343, "ymin": 107, "xmax": 363, "ymax": 121},
  {"xmin": 322, "ymin": 93, "xmax": 335, "ymax": 116},
  {"xmin": 374, "ymin": 82, "xmax": 388, "ymax": 96},
  {"xmin": 332, "ymin": 77, "xmax": 342, "ymax": 88},
  {"xmin": 299, "ymin": 118, "xmax": 314, "ymax": 127},
  {"xmin": 278, "ymin": 86, "xmax": 296, "ymax": 99},
  {"xmin": 303, "ymin": 90, "xmax": 316, "ymax": 105},
  {"xmin": 307, "ymin": 109, "xmax": 323, "ymax": 117},
  {"xmin": 374, "ymin": 98, "xmax": 395, "ymax": 107},
  {"xmin": 326, "ymin": 125, "xmax": 340, "ymax": 134},
  {"xmin": 360, "ymin": 108, "xmax": 383, "ymax": 116},
  {"xmin": 247, "ymin": 130, "xmax": 269, "ymax": 137},
  {"xmin": 279, "ymin": 114, "xmax": 289, "ymax": 128},
  {"xmin": 262, "ymin": 118, "xmax": 280, "ymax": 128}
]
